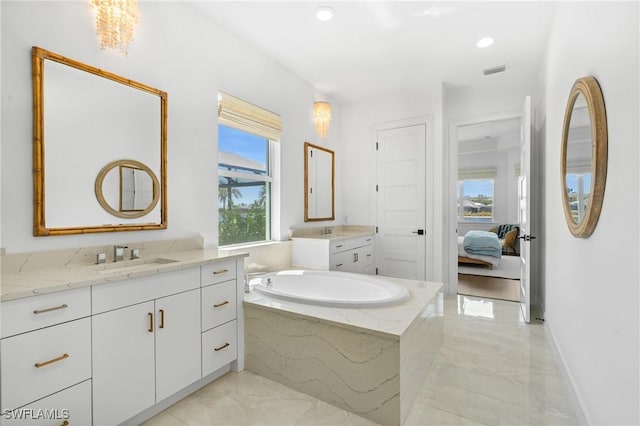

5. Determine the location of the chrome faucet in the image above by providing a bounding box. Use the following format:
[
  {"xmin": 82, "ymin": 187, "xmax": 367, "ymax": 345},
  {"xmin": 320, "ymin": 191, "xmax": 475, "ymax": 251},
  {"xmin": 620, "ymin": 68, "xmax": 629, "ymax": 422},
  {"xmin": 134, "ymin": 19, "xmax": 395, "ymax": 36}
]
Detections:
[{"xmin": 113, "ymin": 245, "xmax": 128, "ymax": 262}]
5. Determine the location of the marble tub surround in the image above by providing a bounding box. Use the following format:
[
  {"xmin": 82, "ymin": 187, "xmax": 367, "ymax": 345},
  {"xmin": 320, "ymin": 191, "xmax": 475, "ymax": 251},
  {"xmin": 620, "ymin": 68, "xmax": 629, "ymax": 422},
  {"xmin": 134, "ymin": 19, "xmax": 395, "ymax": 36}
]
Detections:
[
  {"xmin": 144, "ymin": 295, "xmax": 578, "ymax": 426},
  {"xmin": 1, "ymin": 237, "xmax": 248, "ymax": 301},
  {"xmin": 244, "ymin": 277, "xmax": 444, "ymax": 425},
  {"xmin": 289, "ymin": 225, "xmax": 375, "ymax": 240}
]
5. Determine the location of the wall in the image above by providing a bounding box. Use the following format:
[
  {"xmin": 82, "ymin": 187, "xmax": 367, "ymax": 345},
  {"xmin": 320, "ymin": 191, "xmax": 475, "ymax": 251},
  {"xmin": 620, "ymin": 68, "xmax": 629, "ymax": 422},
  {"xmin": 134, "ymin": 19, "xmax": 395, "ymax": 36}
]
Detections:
[
  {"xmin": 1, "ymin": 1, "xmax": 339, "ymax": 253},
  {"xmin": 540, "ymin": 2, "xmax": 639, "ymax": 424},
  {"xmin": 340, "ymin": 86, "xmax": 445, "ymax": 282}
]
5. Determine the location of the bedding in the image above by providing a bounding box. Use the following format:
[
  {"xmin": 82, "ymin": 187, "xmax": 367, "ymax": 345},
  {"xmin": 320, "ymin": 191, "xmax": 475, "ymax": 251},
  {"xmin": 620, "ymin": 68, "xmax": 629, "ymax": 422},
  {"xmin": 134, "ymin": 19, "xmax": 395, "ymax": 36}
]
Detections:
[
  {"xmin": 463, "ymin": 230, "xmax": 501, "ymax": 258},
  {"xmin": 457, "ymin": 236, "xmax": 501, "ymax": 267}
]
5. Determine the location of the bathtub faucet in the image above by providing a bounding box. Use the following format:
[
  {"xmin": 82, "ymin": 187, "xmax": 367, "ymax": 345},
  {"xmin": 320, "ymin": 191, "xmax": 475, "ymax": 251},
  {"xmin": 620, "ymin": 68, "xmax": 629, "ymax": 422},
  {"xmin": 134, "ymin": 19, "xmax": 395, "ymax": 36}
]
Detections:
[{"xmin": 244, "ymin": 272, "xmax": 267, "ymax": 293}]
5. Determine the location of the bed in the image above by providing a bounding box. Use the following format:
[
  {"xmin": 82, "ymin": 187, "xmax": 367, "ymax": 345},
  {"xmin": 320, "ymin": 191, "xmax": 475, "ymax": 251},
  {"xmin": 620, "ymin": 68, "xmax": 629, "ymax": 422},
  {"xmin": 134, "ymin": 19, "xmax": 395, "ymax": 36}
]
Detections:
[{"xmin": 458, "ymin": 231, "xmax": 502, "ymax": 270}]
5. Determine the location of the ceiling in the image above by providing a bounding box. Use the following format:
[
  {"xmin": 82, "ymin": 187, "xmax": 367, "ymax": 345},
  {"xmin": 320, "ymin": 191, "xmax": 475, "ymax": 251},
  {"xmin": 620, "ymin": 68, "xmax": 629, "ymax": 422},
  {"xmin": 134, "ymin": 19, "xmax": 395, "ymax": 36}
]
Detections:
[{"xmin": 189, "ymin": 1, "xmax": 556, "ymax": 104}]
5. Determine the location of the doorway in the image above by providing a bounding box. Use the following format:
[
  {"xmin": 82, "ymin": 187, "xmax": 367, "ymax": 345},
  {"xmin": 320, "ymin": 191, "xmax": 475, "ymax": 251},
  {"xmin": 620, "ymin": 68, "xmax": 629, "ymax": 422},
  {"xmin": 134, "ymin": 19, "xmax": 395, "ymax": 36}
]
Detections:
[{"xmin": 448, "ymin": 111, "xmax": 523, "ymax": 299}]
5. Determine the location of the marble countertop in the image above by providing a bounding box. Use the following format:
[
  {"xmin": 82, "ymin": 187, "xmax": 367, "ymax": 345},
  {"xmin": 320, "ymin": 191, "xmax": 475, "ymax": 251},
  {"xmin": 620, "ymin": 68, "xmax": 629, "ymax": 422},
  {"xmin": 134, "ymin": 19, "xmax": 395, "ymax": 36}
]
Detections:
[
  {"xmin": 289, "ymin": 225, "xmax": 374, "ymax": 241},
  {"xmin": 244, "ymin": 276, "xmax": 443, "ymax": 338},
  {"xmin": 1, "ymin": 249, "xmax": 248, "ymax": 302},
  {"xmin": 290, "ymin": 231, "xmax": 373, "ymax": 241}
]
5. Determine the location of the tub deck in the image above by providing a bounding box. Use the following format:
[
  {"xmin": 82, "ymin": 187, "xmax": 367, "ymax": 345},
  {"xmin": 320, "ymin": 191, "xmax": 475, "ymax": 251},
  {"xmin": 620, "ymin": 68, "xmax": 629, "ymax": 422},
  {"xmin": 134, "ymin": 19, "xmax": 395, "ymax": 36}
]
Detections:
[{"xmin": 244, "ymin": 275, "xmax": 443, "ymax": 426}]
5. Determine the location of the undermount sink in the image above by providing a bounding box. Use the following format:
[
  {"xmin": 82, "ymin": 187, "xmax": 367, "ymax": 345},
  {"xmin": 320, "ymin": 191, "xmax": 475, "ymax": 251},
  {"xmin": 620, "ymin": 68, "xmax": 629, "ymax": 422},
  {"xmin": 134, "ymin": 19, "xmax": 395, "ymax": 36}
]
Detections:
[{"xmin": 92, "ymin": 257, "xmax": 179, "ymax": 275}]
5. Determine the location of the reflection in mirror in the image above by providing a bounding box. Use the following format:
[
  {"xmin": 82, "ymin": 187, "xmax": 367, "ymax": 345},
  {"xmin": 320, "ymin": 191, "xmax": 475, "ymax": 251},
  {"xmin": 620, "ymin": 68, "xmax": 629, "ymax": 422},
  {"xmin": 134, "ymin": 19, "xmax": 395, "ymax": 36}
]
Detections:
[
  {"xmin": 561, "ymin": 76, "xmax": 607, "ymax": 238},
  {"xmin": 95, "ymin": 160, "xmax": 160, "ymax": 219},
  {"xmin": 120, "ymin": 166, "xmax": 155, "ymax": 212},
  {"xmin": 304, "ymin": 142, "xmax": 335, "ymax": 222},
  {"xmin": 565, "ymin": 94, "xmax": 592, "ymax": 223},
  {"xmin": 33, "ymin": 46, "xmax": 167, "ymax": 235}
]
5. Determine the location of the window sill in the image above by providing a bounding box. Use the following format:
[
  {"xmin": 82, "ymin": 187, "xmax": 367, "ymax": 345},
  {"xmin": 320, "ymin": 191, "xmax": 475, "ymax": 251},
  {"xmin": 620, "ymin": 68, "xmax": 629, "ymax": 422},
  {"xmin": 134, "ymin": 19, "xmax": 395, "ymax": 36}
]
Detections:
[{"xmin": 218, "ymin": 240, "xmax": 284, "ymax": 251}]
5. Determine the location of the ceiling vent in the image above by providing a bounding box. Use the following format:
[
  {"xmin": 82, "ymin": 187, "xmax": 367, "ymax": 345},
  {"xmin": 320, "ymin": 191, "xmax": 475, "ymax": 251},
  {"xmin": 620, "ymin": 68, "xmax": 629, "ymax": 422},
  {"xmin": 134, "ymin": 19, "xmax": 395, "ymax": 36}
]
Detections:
[{"xmin": 483, "ymin": 65, "xmax": 506, "ymax": 76}]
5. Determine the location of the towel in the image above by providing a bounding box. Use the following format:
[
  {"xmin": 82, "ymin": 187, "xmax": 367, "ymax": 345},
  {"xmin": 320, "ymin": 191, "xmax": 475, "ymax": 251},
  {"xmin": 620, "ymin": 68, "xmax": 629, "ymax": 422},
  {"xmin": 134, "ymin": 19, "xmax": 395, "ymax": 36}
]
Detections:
[{"xmin": 463, "ymin": 230, "xmax": 501, "ymax": 258}]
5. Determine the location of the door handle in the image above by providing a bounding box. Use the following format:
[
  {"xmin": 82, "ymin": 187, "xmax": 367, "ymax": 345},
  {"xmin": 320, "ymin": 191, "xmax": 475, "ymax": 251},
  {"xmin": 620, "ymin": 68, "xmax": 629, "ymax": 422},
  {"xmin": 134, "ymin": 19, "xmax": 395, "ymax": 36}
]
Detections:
[{"xmin": 412, "ymin": 229, "xmax": 425, "ymax": 235}]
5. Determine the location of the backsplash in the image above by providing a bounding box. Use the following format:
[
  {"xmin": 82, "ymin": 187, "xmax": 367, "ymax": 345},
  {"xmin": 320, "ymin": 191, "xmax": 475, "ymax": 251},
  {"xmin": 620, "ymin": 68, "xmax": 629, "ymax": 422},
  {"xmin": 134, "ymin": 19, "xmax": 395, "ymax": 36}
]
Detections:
[{"xmin": 1, "ymin": 237, "xmax": 204, "ymax": 274}]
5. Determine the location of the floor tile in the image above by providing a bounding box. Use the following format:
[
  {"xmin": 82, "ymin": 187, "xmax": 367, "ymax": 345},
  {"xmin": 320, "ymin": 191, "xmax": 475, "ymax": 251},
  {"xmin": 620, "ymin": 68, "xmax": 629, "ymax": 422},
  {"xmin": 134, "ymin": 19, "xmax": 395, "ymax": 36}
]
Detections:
[{"xmin": 144, "ymin": 295, "xmax": 578, "ymax": 426}]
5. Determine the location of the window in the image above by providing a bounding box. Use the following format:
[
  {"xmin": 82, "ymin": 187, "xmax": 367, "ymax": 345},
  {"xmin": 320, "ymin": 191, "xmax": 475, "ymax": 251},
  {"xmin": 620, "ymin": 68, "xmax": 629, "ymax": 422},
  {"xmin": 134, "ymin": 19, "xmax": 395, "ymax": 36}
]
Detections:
[
  {"xmin": 458, "ymin": 168, "xmax": 495, "ymax": 223},
  {"xmin": 217, "ymin": 92, "xmax": 281, "ymax": 246}
]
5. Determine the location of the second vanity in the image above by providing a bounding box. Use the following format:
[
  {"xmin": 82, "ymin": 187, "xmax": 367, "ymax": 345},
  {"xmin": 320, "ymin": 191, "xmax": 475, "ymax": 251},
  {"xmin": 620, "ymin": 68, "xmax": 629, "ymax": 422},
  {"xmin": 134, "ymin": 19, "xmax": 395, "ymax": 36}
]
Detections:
[
  {"xmin": 0, "ymin": 238, "xmax": 247, "ymax": 426},
  {"xmin": 290, "ymin": 225, "xmax": 375, "ymax": 274}
]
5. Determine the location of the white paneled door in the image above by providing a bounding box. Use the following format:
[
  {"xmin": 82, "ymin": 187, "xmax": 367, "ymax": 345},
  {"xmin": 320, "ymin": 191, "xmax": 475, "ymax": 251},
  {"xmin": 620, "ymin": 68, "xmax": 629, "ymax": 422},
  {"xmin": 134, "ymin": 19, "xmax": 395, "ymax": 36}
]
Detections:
[
  {"xmin": 376, "ymin": 123, "xmax": 427, "ymax": 280},
  {"xmin": 519, "ymin": 96, "xmax": 533, "ymax": 323}
]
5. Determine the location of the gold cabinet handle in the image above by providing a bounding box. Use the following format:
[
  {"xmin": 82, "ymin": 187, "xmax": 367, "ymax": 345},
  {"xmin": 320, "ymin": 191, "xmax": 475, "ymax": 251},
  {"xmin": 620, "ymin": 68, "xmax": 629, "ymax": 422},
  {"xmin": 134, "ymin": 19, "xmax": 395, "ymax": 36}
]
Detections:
[
  {"xmin": 33, "ymin": 304, "xmax": 68, "ymax": 315},
  {"xmin": 213, "ymin": 301, "xmax": 229, "ymax": 308},
  {"xmin": 34, "ymin": 353, "xmax": 69, "ymax": 368},
  {"xmin": 159, "ymin": 309, "xmax": 165, "ymax": 329},
  {"xmin": 60, "ymin": 421, "xmax": 69, "ymax": 426},
  {"xmin": 212, "ymin": 269, "xmax": 229, "ymax": 275},
  {"xmin": 214, "ymin": 342, "xmax": 230, "ymax": 352},
  {"xmin": 147, "ymin": 312, "xmax": 154, "ymax": 332}
]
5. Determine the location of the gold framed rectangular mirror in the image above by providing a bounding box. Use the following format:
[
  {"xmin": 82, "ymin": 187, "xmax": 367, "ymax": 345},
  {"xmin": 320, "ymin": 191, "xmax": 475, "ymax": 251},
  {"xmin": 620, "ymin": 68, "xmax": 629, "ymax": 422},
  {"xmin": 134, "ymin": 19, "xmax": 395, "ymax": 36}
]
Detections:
[
  {"xmin": 32, "ymin": 46, "xmax": 167, "ymax": 236},
  {"xmin": 304, "ymin": 142, "xmax": 335, "ymax": 222}
]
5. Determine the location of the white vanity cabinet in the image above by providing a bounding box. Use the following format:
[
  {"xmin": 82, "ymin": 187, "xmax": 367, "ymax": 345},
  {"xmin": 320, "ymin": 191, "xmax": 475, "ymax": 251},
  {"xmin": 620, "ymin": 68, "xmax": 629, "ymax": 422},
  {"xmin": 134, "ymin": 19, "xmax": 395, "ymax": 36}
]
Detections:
[
  {"xmin": 0, "ymin": 287, "xmax": 92, "ymax": 425},
  {"xmin": 200, "ymin": 260, "xmax": 240, "ymax": 377},
  {"xmin": 330, "ymin": 235, "xmax": 375, "ymax": 274},
  {"xmin": 1, "ymin": 252, "xmax": 245, "ymax": 426},
  {"xmin": 91, "ymin": 269, "xmax": 202, "ymax": 426},
  {"xmin": 292, "ymin": 234, "xmax": 375, "ymax": 274}
]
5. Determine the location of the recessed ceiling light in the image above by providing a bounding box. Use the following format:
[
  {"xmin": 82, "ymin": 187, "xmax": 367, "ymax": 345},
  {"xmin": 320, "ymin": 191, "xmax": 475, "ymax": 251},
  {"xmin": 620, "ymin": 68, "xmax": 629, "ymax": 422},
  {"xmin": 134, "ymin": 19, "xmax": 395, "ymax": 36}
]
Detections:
[
  {"xmin": 316, "ymin": 6, "xmax": 335, "ymax": 22},
  {"xmin": 476, "ymin": 37, "xmax": 494, "ymax": 48}
]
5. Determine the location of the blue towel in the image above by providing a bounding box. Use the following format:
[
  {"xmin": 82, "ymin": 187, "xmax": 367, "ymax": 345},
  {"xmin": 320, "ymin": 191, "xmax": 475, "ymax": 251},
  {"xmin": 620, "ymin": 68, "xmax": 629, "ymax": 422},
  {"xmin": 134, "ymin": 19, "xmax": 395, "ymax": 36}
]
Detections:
[{"xmin": 463, "ymin": 230, "xmax": 501, "ymax": 258}]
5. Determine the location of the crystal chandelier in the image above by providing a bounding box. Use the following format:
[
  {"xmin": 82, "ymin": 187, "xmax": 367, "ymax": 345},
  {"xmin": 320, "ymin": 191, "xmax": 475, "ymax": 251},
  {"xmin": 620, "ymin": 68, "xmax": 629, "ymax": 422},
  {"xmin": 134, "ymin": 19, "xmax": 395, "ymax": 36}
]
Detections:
[
  {"xmin": 91, "ymin": 0, "xmax": 139, "ymax": 55},
  {"xmin": 313, "ymin": 102, "xmax": 332, "ymax": 137}
]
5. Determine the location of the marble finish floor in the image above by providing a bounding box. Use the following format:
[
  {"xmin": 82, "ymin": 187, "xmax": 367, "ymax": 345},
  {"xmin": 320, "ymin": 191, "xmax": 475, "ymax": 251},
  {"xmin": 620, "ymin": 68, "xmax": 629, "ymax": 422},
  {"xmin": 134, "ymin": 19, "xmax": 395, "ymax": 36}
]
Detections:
[{"xmin": 144, "ymin": 295, "xmax": 578, "ymax": 426}]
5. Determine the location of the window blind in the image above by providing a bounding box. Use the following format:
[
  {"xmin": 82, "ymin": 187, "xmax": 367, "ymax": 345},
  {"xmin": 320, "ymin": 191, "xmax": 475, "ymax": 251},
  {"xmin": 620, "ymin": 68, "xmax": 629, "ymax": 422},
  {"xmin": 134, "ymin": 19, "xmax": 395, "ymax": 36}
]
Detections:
[
  {"xmin": 218, "ymin": 91, "xmax": 282, "ymax": 141},
  {"xmin": 458, "ymin": 167, "xmax": 497, "ymax": 180}
]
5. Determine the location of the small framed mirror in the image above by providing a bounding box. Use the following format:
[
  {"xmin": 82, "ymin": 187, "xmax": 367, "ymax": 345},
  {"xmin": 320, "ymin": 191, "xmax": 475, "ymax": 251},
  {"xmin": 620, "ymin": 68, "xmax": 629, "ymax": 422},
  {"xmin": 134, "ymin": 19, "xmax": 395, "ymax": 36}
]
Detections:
[
  {"xmin": 304, "ymin": 142, "xmax": 335, "ymax": 222},
  {"xmin": 95, "ymin": 160, "xmax": 160, "ymax": 219},
  {"xmin": 561, "ymin": 76, "xmax": 607, "ymax": 238}
]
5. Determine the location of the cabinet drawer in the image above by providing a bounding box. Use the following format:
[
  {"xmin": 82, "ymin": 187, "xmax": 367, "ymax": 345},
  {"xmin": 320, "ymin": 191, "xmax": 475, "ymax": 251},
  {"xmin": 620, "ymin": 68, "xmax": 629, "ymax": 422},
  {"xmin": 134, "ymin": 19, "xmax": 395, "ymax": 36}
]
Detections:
[
  {"xmin": 201, "ymin": 259, "xmax": 237, "ymax": 286},
  {"xmin": 1, "ymin": 287, "xmax": 90, "ymax": 338},
  {"xmin": 1, "ymin": 317, "xmax": 91, "ymax": 410},
  {"xmin": 2, "ymin": 379, "xmax": 92, "ymax": 426},
  {"xmin": 330, "ymin": 235, "xmax": 374, "ymax": 253},
  {"xmin": 92, "ymin": 268, "xmax": 200, "ymax": 314},
  {"xmin": 202, "ymin": 320, "xmax": 237, "ymax": 376},
  {"xmin": 202, "ymin": 281, "xmax": 237, "ymax": 331}
]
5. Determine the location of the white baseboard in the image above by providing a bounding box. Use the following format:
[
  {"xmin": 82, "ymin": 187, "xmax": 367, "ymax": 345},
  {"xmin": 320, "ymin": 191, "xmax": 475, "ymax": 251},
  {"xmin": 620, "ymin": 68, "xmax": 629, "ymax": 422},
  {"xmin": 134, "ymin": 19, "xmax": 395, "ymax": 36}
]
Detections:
[{"xmin": 542, "ymin": 311, "xmax": 591, "ymax": 426}]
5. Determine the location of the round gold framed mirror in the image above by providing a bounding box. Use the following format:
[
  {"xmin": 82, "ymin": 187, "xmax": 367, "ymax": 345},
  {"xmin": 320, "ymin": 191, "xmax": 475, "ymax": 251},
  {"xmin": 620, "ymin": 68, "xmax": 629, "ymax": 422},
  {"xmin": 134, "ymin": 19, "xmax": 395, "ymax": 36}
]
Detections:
[
  {"xmin": 95, "ymin": 159, "xmax": 160, "ymax": 219},
  {"xmin": 561, "ymin": 76, "xmax": 607, "ymax": 238}
]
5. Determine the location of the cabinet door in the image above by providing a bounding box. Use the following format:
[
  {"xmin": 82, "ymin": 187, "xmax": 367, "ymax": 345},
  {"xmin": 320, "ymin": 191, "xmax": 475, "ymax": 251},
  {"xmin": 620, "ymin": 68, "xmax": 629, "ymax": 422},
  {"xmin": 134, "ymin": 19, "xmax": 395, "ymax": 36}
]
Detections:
[
  {"xmin": 92, "ymin": 301, "xmax": 155, "ymax": 426},
  {"xmin": 155, "ymin": 289, "xmax": 202, "ymax": 401},
  {"xmin": 330, "ymin": 250, "xmax": 352, "ymax": 272}
]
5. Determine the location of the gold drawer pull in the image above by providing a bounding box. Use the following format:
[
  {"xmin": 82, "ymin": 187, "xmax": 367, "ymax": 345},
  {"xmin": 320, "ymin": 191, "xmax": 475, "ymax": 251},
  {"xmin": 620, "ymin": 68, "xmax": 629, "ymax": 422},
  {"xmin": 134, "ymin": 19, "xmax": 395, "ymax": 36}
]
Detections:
[
  {"xmin": 33, "ymin": 304, "xmax": 68, "ymax": 315},
  {"xmin": 60, "ymin": 421, "xmax": 69, "ymax": 426},
  {"xmin": 212, "ymin": 269, "xmax": 229, "ymax": 275},
  {"xmin": 148, "ymin": 312, "xmax": 154, "ymax": 332},
  {"xmin": 213, "ymin": 301, "xmax": 229, "ymax": 308},
  {"xmin": 34, "ymin": 353, "xmax": 69, "ymax": 368},
  {"xmin": 214, "ymin": 342, "xmax": 230, "ymax": 352}
]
